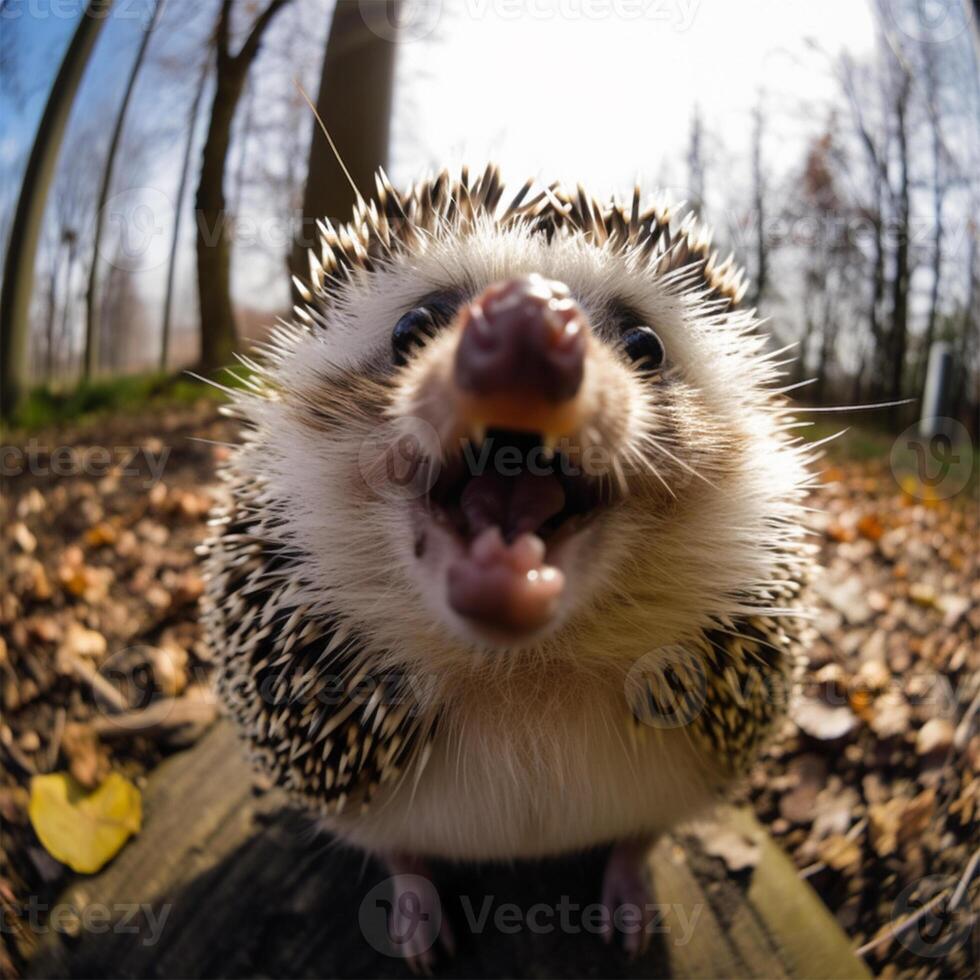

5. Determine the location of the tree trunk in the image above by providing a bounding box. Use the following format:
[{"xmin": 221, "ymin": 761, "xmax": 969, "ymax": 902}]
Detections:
[
  {"xmin": 919, "ymin": 84, "xmax": 944, "ymax": 396},
  {"xmin": 58, "ymin": 237, "xmax": 79, "ymax": 381},
  {"xmin": 44, "ymin": 242, "xmax": 64, "ymax": 381},
  {"xmin": 229, "ymin": 78, "xmax": 254, "ymax": 219},
  {"xmin": 196, "ymin": 67, "xmax": 245, "ymax": 371},
  {"xmin": 195, "ymin": 0, "xmax": 291, "ymax": 374},
  {"xmin": 161, "ymin": 53, "xmax": 211, "ymax": 371},
  {"xmin": 750, "ymin": 99, "xmax": 766, "ymax": 308},
  {"xmin": 868, "ymin": 204, "xmax": 886, "ymax": 402},
  {"xmin": 83, "ymin": 0, "xmax": 161, "ymax": 379},
  {"xmin": 951, "ymin": 217, "xmax": 977, "ymax": 430},
  {"xmin": 814, "ymin": 277, "xmax": 836, "ymax": 404},
  {"xmin": 289, "ymin": 0, "xmax": 401, "ymax": 289},
  {"xmin": 685, "ymin": 105, "xmax": 706, "ymax": 220},
  {"xmin": 0, "ymin": 0, "xmax": 112, "ymax": 417},
  {"xmin": 888, "ymin": 71, "xmax": 911, "ymax": 421}
]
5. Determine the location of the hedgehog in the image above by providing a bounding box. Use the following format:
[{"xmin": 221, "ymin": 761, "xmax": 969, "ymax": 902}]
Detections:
[{"xmin": 202, "ymin": 164, "xmax": 816, "ymax": 967}]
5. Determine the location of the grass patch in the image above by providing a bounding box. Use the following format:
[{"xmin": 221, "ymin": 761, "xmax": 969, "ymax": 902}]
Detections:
[{"xmin": 2, "ymin": 370, "xmax": 249, "ymax": 434}]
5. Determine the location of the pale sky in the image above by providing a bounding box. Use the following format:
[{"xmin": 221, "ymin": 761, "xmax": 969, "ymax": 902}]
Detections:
[
  {"xmin": 232, "ymin": 0, "xmax": 879, "ymax": 313},
  {"xmin": 390, "ymin": 0, "xmax": 877, "ymax": 198}
]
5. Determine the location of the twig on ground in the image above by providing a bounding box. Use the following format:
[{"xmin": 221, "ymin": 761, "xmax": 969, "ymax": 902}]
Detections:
[
  {"xmin": 0, "ymin": 733, "xmax": 37, "ymax": 776},
  {"xmin": 45, "ymin": 707, "xmax": 66, "ymax": 772},
  {"xmin": 60, "ymin": 652, "xmax": 130, "ymax": 713},
  {"xmin": 855, "ymin": 890, "xmax": 949, "ymax": 958},
  {"xmin": 950, "ymin": 846, "xmax": 980, "ymax": 912},
  {"xmin": 89, "ymin": 696, "xmax": 217, "ymax": 740},
  {"xmin": 953, "ymin": 687, "xmax": 980, "ymax": 752}
]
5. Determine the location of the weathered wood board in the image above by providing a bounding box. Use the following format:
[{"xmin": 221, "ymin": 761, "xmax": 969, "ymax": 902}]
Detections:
[{"xmin": 28, "ymin": 722, "xmax": 870, "ymax": 979}]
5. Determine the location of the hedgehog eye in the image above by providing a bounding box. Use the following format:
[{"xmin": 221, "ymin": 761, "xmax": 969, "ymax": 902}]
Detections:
[
  {"xmin": 391, "ymin": 294, "xmax": 461, "ymax": 366},
  {"xmin": 392, "ymin": 308, "xmax": 438, "ymax": 366},
  {"xmin": 621, "ymin": 326, "xmax": 665, "ymax": 373}
]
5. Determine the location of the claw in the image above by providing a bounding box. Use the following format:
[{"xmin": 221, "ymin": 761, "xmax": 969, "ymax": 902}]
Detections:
[
  {"xmin": 385, "ymin": 855, "xmax": 454, "ymax": 971},
  {"xmin": 600, "ymin": 837, "xmax": 657, "ymax": 959}
]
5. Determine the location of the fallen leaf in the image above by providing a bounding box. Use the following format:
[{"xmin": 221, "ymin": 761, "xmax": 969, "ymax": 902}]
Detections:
[
  {"xmin": 909, "ymin": 583, "xmax": 937, "ymax": 607},
  {"xmin": 813, "ymin": 574, "xmax": 873, "ymax": 625},
  {"xmin": 868, "ymin": 798, "xmax": 902, "ymax": 857},
  {"xmin": 817, "ymin": 833, "xmax": 862, "ymax": 871},
  {"xmin": 868, "ymin": 691, "xmax": 910, "ymax": 741},
  {"xmin": 916, "ymin": 717, "xmax": 954, "ymax": 757},
  {"xmin": 793, "ymin": 697, "xmax": 859, "ymax": 742},
  {"xmin": 700, "ymin": 825, "xmax": 761, "ymax": 873},
  {"xmin": 28, "ymin": 772, "xmax": 141, "ymax": 874},
  {"xmin": 939, "ymin": 594, "xmax": 970, "ymax": 628},
  {"xmin": 857, "ymin": 513, "xmax": 884, "ymax": 541},
  {"xmin": 60, "ymin": 622, "xmax": 107, "ymax": 661},
  {"xmin": 83, "ymin": 521, "xmax": 118, "ymax": 548},
  {"xmin": 11, "ymin": 522, "xmax": 37, "ymax": 554}
]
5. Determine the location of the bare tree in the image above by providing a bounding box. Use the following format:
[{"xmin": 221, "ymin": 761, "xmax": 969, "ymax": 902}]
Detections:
[
  {"xmin": 83, "ymin": 0, "xmax": 162, "ymax": 379},
  {"xmin": 686, "ymin": 104, "xmax": 706, "ymax": 219},
  {"xmin": 0, "ymin": 0, "xmax": 113, "ymax": 417},
  {"xmin": 161, "ymin": 51, "xmax": 212, "ymax": 372},
  {"xmin": 749, "ymin": 93, "xmax": 768, "ymax": 308},
  {"xmin": 794, "ymin": 130, "xmax": 862, "ymax": 401},
  {"xmin": 885, "ymin": 56, "xmax": 912, "ymax": 415},
  {"xmin": 838, "ymin": 52, "xmax": 892, "ymax": 403},
  {"xmin": 289, "ymin": 0, "xmax": 402, "ymax": 288},
  {"xmin": 195, "ymin": 0, "xmax": 291, "ymax": 374}
]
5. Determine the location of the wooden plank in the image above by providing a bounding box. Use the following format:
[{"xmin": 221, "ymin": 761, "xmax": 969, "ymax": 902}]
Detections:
[
  {"xmin": 28, "ymin": 722, "xmax": 869, "ymax": 979},
  {"xmin": 648, "ymin": 836, "xmax": 753, "ymax": 978},
  {"xmin": 731, "ymin": 808, "xmax": 871, "ymax": 980}
]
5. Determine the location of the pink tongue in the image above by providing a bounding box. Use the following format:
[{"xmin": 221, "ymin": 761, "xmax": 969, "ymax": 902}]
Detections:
[
  {"xmin": 459, "ymin": 469, "xmax": 565, "ymax": 537},
  {"xmin": 448, "ymin": 527, "xmax": 565, "ymax": 632}
]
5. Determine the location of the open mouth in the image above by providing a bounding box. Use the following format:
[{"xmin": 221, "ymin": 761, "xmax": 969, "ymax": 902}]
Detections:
[{"xmin": 425, "ymin": 427, "xmax": 607, "ymax": 633}]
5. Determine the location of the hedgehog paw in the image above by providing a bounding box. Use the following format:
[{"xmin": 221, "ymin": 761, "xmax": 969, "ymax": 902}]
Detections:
[
  {"xmin": 600, "ymin": 837, "xmax": 657, "ymax": 958},
  {"xmin": 385, "ymin": 854, "xmax": 454, "ymax": 974}
]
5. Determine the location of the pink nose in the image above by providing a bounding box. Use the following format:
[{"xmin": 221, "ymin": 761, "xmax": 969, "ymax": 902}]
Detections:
[{"xmin": 453, "ymin": 275, "xmax": 588, "ymax": 403}]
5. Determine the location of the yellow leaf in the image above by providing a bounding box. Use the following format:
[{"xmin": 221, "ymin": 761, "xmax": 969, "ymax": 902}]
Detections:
[{"xmin": 28, "ymin": 771, "xmax": 141, "ymax": 874}]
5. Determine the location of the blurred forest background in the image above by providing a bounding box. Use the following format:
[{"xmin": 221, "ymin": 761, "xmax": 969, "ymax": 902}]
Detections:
[{"xmin": 0, "ymin": 0, "xmax": 977, "ymax": 430}]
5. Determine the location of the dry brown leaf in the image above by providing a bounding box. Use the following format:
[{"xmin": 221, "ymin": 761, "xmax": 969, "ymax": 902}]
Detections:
[{"xmin": 817, "ymin": 834, "xmax": 862, "ymax": 871}]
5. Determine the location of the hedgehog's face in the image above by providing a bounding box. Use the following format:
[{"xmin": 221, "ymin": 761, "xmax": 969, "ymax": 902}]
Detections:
[{"xmin": 251, "ymin": 185, "xmax": 802, "ymax": 666}]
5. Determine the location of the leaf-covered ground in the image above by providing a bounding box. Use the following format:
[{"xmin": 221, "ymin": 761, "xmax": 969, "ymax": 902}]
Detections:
[{"xmin": 1, "ymin": 403, "xmax": 976, "ymax": 978}]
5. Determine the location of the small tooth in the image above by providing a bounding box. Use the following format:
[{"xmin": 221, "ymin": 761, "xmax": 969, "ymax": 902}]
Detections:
[{"xmin": 471, "ymin": 526, "xmax": 505, "ymax": 565}]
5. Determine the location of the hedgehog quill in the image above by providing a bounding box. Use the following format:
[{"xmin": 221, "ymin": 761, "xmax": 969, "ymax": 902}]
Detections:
[{"xmin": 203, "ymin": 165, "xmax": 816, "ymax": 967}]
